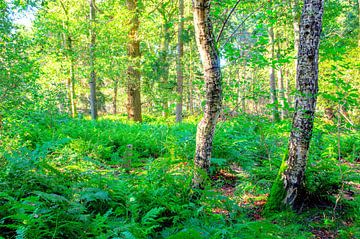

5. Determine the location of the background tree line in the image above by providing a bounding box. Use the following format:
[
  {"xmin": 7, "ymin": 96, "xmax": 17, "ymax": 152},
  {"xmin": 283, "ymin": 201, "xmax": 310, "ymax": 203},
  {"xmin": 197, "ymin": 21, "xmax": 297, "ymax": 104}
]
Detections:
[{"xmin": 1, "ymin": 0, "xmax": 357, "ymax": 124}]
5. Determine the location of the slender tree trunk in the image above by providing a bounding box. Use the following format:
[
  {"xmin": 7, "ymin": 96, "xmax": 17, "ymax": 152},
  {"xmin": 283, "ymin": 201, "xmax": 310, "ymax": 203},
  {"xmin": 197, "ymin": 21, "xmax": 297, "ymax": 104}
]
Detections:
[
  {"xmin": 290, "ymin": 0, "xmax": 301, "ymax": 108},
  {"xmin": 276, "ymin": 32, "xmax": 287, "ymax": 119},
  {"xmin": 68, "ymin": 36, "xmax": 77, "ymax": 118},
  {"xmin": 59, "ymin": 1, "xmax": 76, "ymax": 118},
  {"xmin": 252, "ymin": 68, "xmax": 257, "ymax": 114},
  {"xmin": 285, "ymin": 68, "xmax": 291, "ymax": 107},
  {"xmin": 89, "ymin": 0, "xmax": 97, "ymax": 120},
  {"xmin": 176, "ymin": 0, "xmax": 184, "ymax": 123},
  {"xmin": 292, "ymin": 0, "xmax": 301, "ymax": 55},
  {"xmin": 269, "ymin": 26, "xmax": 280, "ymax": 122},
  {"xmin": 188, "ymin": 42, "xmax": 194, "ymax": 114},
  {"xmin": 266, "ymin": 0, "xmax": 324, "ymax": 211},
  {"xmin": 277, "ymin": 66, "xmax": 286, "ymax": 119},
  {"xmin": 240, "ymin": 61, "xmax": 247, "ymax": 113},
  {"xmin": 192, "ymin": 0, "xmax": 222, "ymax": 188},
  {"xmin": 126, "ymin": 0, "xmax": 142, "ymax": 122},
  {"xmin": 113, "ymin": 79, "xmax": 118, "ymax": 115},
  {"xmin": 160, "ymin": 20, "xmax": 170, "ymax": 118}
]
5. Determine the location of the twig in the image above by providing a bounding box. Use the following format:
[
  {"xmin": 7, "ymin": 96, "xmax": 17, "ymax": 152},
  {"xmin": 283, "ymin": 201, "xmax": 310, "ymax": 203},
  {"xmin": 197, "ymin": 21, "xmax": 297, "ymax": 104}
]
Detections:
[{"xmin": 339, "ymin": 110, "xmax": 354, "ymax": 126}]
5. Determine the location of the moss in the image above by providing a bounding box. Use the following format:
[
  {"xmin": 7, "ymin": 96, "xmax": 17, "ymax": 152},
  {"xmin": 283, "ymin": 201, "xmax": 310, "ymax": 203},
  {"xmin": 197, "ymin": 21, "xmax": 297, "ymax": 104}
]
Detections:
[{"xmin": 264, "ymin": 155, "xmax": 289, "ymax": 215}]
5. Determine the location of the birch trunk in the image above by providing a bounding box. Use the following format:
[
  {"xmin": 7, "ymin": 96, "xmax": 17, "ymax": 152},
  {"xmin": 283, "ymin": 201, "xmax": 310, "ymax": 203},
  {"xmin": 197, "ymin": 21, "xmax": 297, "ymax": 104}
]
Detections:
[
  {"xmin": 126, "ymin": 0, "xmax": 142, "ymax": 122},
  {"xmin": 266, "ymin": 0, "xmax": 324, "ymax": 211},
  {"xmin": 192, "ymin": 0, "xmax": 222, "ymax": 188},
  {"xmin": 89, "ymin": 0, "xmax": 97, "ymax": 120},
  {"xmin": 176, "ymin": 0, "xmax": 184, "ymax": 123}
]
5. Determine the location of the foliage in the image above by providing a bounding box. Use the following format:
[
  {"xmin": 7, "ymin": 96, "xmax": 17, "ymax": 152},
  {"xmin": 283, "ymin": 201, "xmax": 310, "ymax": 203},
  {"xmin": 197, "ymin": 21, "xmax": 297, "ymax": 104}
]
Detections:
[
  {"xmin": 1, "ymin": 113, "xmax": 359, "ymax": 238},
  {"xmin": 1, "ymin": 0, "xmax": 359, "ymax": 238}
]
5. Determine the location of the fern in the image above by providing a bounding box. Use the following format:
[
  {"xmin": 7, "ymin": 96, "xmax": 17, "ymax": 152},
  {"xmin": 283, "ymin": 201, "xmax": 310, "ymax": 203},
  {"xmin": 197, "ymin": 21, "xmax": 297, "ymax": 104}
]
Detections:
[
  {"xmin": 15, "ymin": 226, "xmax": 27, "ymax": 239},
  {"xmin": 80, "ymin": 188, "xmax": 110, "ymax": 202},
  {"xmin": 119, "ymin": 231, "xmax": 136, "ymax": 239},
  {"xmin": 141, "ymin": 207, "xmax": 165, "ymax": 225}
]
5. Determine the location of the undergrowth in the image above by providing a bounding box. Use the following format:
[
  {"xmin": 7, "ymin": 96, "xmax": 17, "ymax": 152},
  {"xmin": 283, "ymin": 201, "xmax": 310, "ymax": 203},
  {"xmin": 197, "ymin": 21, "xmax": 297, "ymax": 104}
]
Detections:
[{"xmin": 0, "ymin": 112, "xmax": 359, "ymax": 238}]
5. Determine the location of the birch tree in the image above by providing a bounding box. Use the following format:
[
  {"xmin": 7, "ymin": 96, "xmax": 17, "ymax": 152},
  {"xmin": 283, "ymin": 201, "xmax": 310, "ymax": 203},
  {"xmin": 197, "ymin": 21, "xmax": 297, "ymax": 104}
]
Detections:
[
  {"xmin": 192, "ymin": 0, "xmax": 222, "ymax": 188},
  {"xmin": 266, "ymin": 0, "xmax": 325, "ymax": 211}
]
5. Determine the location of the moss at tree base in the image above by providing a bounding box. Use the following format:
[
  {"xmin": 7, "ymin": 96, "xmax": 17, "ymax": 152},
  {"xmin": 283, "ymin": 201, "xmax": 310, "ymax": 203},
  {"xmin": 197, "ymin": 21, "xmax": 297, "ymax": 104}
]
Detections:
[{"xmin": 264, "ymin": 157, "xmax": 289, "ymax": 215}]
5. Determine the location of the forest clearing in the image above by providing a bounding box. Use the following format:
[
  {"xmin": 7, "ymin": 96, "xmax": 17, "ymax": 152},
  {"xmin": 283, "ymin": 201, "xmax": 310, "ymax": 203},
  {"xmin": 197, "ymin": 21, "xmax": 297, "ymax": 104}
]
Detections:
[{"xmin": 0, "ymin": 0, "xmax": 359, "ymax": 238}]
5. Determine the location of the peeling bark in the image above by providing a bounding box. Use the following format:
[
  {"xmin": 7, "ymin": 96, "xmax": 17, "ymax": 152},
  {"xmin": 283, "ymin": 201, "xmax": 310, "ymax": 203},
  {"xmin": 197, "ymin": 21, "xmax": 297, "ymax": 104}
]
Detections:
[
  {"xmin": 267, "ymin": 0, "xmax": 324, "ymax": 211},
  {"xmin": 192, "ymin": 0, "xmax": 222, "ymax": 188}
]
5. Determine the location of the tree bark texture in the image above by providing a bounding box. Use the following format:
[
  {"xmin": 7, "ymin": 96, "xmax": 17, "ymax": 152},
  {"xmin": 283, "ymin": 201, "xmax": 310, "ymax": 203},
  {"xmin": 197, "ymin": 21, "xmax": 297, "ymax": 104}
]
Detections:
[
  {"xmin": 89, "ymin": 0, "xmax": 98, "ymax": 120},
  {"xmin": 266, "ymin": 0, "xmax": 324, "ymax": 211},
  {"xmin": 268, "ymin": 26, "xmax": 280, "ymax": 122},
  {"xmin": 126, "ymin": 0, "xmax": 142, "ymax": 122},
  {"xmin": 176, "ymin": 0, "xmax": 184, "ymax": 123},
  {"xmin": 192, "ymin": 0, "xmax": 222, "ymax": 188}
]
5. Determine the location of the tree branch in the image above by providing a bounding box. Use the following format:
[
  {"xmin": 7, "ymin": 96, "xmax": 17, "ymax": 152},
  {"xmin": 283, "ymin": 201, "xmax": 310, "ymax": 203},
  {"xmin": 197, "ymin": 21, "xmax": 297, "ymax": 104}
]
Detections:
[
  {"xmin": 221, "ymin": 4, "xmax": 264, "ymax": 49},
  {"xmin": 216, "ymin": 0, "xmax": 242, "ymax": 43}
]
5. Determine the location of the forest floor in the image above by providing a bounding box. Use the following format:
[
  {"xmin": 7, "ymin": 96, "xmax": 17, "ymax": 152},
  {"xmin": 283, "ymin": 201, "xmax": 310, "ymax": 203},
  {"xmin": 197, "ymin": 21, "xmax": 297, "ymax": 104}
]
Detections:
[{"xmin": 0, "ymin": 113, "xmax": 359, "ymax": 238}]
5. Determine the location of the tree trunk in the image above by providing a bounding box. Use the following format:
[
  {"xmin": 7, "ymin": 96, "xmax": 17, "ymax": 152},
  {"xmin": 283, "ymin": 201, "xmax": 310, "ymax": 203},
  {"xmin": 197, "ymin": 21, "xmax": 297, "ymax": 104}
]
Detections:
[
  {"xmin": 239, "ymin": 61, "xmax": 247, "ymax": 113},
  {"xmin": 292, "ymin": 0, "xmax": 301, "ymax": 55},
  {"xmin": 290, "ymin": 0, "xmax": 301, "ymax": 108},
  {"xmin": 113, "ymin": 79, "xmax": 118, "ymax": 115},
  {"xmin": 266, "ymin": 0, "xmax": 324, "ymax": 211},
  {"xmin": 68, "ymin": 36, "xmax": 77, "ymax": 118},
  {"xmin": 268, "ymin": 26, "xmax": 280, "ymax": 122},
  {"xmin": 59, "ymin": 0, "xmax": 76, "ymax": 118},
  {"xmin": 276, "ymin": 32, "xmax": 287, "ymax": 119},
  {"xmin": 89, "ymin": 0, "xmax": 97, "ymax": 120},
  {"xmin": 176, "ymin": 0, "xmax": 184, "ymax": 123},
  {"xmin": 192, "ymin": 0, "xmax": 222, "ymax": 188},
  {"xmin": 277, "ymin": 65, "xmax": 286, "ymax": 120},
  {"xmin": 126, "ymin": 0, "xmax": 142, "ymax": 122},
  {"xmin": 160, "ymin": 20, "xmax": 170, "ymax": 118},
  {"xmin": 188, "ymin": 42, "xmax": 194, "ymax": 114}
]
